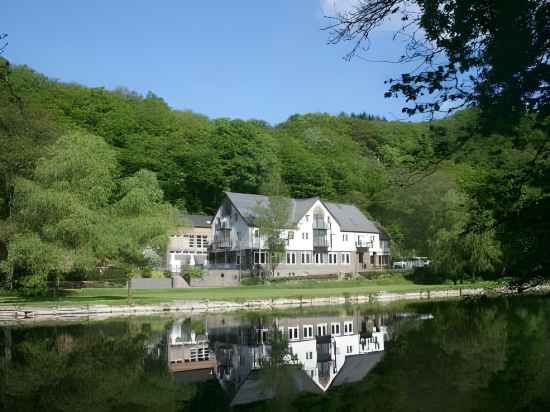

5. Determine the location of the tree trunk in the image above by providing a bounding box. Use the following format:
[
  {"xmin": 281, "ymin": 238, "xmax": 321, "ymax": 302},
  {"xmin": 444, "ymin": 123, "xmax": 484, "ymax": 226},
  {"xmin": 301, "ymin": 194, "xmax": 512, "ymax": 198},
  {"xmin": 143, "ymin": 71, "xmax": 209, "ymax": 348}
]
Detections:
[{"xmin": 127, "ymin": 277, "xmax": 132, "ymax": 304}]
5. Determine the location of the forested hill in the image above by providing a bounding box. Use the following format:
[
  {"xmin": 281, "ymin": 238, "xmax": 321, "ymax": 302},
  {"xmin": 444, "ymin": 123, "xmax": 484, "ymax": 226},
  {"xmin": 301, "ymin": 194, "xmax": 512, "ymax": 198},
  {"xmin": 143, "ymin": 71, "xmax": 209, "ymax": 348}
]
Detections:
[{"xmin": 0, "ymin": 63, "xmax": 480, "ymax": 259}]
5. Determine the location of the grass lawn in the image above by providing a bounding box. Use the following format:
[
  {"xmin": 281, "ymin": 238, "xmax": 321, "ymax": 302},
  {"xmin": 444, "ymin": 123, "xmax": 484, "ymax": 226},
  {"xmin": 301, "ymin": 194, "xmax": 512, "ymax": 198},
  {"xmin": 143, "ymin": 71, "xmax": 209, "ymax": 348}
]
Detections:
[{"xmin": 0, "ymin": 275, "xmax": 498, "ymax": 307}]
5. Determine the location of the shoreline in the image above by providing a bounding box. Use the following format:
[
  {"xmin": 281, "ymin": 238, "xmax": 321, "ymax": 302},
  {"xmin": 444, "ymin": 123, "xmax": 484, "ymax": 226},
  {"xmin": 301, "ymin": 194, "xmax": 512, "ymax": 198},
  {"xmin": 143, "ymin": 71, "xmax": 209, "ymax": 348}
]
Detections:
[{"xmin": 0, "ymin": 287, "xmax": 491, "ymax": 323}]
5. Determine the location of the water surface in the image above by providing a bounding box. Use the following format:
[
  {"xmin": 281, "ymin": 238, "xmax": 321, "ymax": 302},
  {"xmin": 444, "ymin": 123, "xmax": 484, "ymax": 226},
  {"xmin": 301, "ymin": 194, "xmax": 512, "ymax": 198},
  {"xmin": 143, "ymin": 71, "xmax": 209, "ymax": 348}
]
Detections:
[{"xmin": 1, "ymin": 296, "xmax": 549, "ymax": 411}]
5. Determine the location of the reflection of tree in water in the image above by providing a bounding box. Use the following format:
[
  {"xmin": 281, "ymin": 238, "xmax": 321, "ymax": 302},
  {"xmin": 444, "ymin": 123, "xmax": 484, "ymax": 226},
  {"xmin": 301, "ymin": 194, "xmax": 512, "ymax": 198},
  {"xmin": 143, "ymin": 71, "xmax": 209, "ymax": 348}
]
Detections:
[
  {"xmin": 0, "ymin": 320, "xmax": 202, "ymax": 412},
  {"xmin": 256, "ymin": 327, "xmax": 302, "ymax": 411},
  {"xmin": 291, "ymin": 297, "xmax": 550, "ymax": 412}
]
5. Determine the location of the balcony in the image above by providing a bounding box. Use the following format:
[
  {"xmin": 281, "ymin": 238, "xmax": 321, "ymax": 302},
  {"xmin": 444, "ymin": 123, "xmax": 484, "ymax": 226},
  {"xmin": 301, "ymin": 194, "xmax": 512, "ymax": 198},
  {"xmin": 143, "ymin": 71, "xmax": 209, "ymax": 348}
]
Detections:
[
  {"xmin": 210, "ymin": 228, "xmax": 232, "ymax": 250},
  {"xmin": 355, "ymin": 240, "xmax": 373, "ymax": 253}
]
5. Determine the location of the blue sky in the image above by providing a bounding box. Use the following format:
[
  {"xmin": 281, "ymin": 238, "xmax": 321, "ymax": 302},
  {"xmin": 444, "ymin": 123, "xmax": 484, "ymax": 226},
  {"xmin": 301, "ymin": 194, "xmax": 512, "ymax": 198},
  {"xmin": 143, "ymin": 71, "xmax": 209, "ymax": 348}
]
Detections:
[{"xmin": 3, "ymin": 0, "xmax": 419, "ymax": 124}]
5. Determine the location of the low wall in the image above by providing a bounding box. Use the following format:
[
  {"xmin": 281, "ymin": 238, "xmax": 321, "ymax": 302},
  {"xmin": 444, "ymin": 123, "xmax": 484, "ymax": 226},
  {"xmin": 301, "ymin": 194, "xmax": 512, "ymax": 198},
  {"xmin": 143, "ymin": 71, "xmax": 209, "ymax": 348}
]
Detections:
[
  {"xmin": 130, "ymin": 276, "xmax": 189, "ymax": 289},
  {"xmin": 191, "ymin": 270, "xmax": 240, "ymax": 287}
]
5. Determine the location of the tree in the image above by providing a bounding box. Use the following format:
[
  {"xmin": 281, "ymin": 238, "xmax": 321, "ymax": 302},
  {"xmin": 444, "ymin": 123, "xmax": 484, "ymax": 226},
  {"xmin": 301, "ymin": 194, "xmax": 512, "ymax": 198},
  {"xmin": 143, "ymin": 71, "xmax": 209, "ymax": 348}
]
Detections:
[
  {"xmin": 253, "ymin": 173, "xmax": 292, "ymax": 278},
  {"xmin": 327, "ymin": 0, "xmax": 550, "ymax": 127},
  {"xmin": 328, "ymin": 0, "xmax": 550, "ymax": 280},
  {"xmin": 2, "ymin": 131, "xmax": 178, "ymax": 294}
]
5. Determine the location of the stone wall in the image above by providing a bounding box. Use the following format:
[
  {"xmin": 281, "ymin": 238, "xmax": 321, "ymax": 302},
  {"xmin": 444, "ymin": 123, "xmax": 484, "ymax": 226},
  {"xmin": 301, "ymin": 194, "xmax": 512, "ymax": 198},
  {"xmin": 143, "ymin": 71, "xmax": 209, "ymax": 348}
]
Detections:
[
  {"xmin": 191, "ymin": 269, "xmax": 240, "ymax": 288},
  {"xmin": 130, "ymin": 276, "xmax": 189, "ymax": 289},
  {"xmin": 130, "ymin": 277, "xmax": 173, "ymax": 289}
]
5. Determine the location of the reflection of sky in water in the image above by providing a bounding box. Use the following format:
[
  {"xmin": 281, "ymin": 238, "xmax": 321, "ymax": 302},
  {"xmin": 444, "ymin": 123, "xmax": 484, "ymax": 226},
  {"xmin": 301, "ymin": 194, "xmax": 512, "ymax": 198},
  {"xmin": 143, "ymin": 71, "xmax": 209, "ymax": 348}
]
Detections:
[{"xmin": 166, "ymin": 312, "xmax": 426, "ymax": 406}]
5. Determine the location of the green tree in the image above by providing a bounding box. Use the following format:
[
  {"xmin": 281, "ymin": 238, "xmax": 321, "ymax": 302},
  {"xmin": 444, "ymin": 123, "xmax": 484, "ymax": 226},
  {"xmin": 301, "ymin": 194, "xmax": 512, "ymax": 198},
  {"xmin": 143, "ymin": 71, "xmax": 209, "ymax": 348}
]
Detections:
[
  {"xmin": 253, "ymin": 174, "xmax": 292, "ymax": 278},
  {"xmin": 2, "ymin": 131, "xmax": 178, "ymax": 294}
]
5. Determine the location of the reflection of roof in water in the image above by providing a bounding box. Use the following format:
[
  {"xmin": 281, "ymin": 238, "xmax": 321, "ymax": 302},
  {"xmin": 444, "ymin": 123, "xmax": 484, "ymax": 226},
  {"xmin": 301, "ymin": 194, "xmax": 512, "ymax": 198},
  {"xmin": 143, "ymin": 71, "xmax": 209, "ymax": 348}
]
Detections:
[
  {"xmin": 230, "ymin": 368, "xmax": 324, "ymax": 407},
  {"xmin": 332, "ymin": 352, "xmax": 384, "ymax": 387}
]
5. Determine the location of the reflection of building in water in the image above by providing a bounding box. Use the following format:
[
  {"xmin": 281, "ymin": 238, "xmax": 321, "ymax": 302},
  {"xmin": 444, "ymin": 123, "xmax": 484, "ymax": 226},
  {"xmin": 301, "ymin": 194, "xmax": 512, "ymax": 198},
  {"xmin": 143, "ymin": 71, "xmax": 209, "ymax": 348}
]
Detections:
[
  {"xmin": 167, "ymin": 319, "xmax": 217, "ymax": 383},
  {"xmin": 203, "ymin": 313, "xmax": 390, "ymax": 406},
  {"xmin": 278, "ymin": 314, "xmax": 386, "ymax": 391}
]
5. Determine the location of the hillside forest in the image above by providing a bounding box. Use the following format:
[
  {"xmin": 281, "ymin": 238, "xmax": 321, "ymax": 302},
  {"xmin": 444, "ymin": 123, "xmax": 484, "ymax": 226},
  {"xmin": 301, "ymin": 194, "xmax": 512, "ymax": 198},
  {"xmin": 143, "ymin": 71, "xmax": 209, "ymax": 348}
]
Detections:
[{"xmin": 0, "ymin": 61, "xmax": 547, "ymax": 292}]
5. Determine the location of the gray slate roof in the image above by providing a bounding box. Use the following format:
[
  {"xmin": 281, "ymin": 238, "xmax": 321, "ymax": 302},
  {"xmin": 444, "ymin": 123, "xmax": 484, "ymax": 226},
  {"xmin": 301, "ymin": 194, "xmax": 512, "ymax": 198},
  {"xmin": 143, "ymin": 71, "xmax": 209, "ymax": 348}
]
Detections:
[
  {"xmin": 225, "ymin": 192, "xmax": 380, "ymax": 234},
  {"xmin": 324, "ymin": 201, "xmax": 379, "ymax": 233},
  {"xmin": 225, "ymin": 192, "xmax": 318, "ymax": 228},
  {"xmin": 332, "ymin": 351, "xmax": 384, "ymax": 386},
  {"xmin": 182, "ymin": 214, "xmax": 213, "ymax": 228}
]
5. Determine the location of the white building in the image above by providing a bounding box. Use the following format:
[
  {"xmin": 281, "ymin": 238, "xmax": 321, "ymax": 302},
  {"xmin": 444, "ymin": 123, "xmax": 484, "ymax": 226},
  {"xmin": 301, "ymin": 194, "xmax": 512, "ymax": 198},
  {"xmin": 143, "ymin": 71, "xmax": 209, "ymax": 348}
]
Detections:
[
  {"xmin": 208, "ymin": 192, "xmax": 390, "ymax": 277},
  {"xmin": 167, "ymin": 214, "xmax": 213, "ymax": 273}
]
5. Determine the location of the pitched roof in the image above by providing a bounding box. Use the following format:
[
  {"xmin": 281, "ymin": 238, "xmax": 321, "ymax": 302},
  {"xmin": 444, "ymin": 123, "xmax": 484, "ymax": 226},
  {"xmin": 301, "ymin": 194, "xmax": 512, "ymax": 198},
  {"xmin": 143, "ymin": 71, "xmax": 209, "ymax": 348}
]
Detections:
[
  {"xmin": 182, "ymin": 214, "xmax": 213, "ymax": 228},
  {"xmin": 332, "ymin": 351, "xmax": 384, "ymax": 387},
  {"xmin": 323, "ymin": 201, "xmax": 380, "ymax": 233},
  {"xmin": 225, "ymin": 192, "xmax": 380, "ymax": 233},
  {"xmin": 225, "ymin": 192, "xmax": 317, "ymax": 227}
]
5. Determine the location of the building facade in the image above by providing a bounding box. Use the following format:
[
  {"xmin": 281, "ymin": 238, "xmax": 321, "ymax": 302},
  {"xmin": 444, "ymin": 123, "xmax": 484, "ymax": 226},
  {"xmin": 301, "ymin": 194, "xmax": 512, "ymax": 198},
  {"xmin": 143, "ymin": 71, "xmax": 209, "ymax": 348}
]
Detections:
[
  {"xmin": 208, "ymin": 192, "xmax": 390, "ymax": 277},
  {"xmin": 167, "ymin": 214, "xmax": 213, "ymax": 273}
]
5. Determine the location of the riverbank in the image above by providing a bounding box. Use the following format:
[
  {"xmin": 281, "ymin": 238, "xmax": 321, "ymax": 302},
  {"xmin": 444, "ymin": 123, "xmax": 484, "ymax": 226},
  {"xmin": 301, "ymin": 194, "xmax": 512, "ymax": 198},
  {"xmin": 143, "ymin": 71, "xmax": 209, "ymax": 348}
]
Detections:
[
  {"xmin": 0, "ymin": 278, "xmax": 502, "ymax": 322},
  {"xmin": 1, "ymin": 287, "xmax": 490, "ymax": 322}
]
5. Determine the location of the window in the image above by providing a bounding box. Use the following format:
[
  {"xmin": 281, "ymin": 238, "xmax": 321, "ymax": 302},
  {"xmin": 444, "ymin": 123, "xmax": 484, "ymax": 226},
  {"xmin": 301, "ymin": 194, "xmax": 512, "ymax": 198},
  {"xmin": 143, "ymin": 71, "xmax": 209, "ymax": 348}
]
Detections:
[
  {"xmin": 288, "ymin": 231, "xmax": 294, "ymax": 240},
  {"xmin": 302, "ymin": 232, "xmax": 309, "ymax": 240},
  {"xmin": 331, "ymin": 323, "xmax": 341, "ymax": 335},
  {"xmin": 196, "ymin": 236, "xmax": 202, "ymax": 248},
  {"xmin": 329, "ymin": 253, "xmax": 337, "ymax": 264},
  {"xmin": 236, "ymin": 255, "xmax": 241, "ymax": 265},
  {"xmin": 306, "ymin": 351, "xmax": 313, "ymax": 360},
  {"xmin": 287, "ymin": 252, "xmax": 296, "ymax": 264},
  {"xmin": 341, "ymin": 253, "xmax": 350, "ymax": 264},
  {"xmin": 344, "ymin": 321, "xmax": 353, "ymax": 335},
  {"xmin": 315, "ymin": 253, "xmax": 323, "ymax": 264},
  {"xmin": 288, "ymin": 327, "xmax": 299, "ymax": 340},
  {"xmin": 303, "ymin": 325, "xmax": 313, "ymax": 339},
  {"xmin": 254, "ymin": 251, "xmax": 267, "ymax": 264},
  {"xmin": 189, "ymin": 235, "xmax": 195, "ymax": 248},
  {"xmin": 254, "ymin": 229, "xmax": 260, "ymax": 238},
  {"xmin": 346, "ymin": 345, "xmax": 353, "ymax": 354},
  {"xmin": 306, "ymin": 253, "xmax": 311, "ymax": 264},
  {"xmin": 305, "ymin": 215, "xmax": 309, "ymax": 222},
  {"xmin": 317, "ymin": 324, "xmax": 327, "ymax": 336},
  {"xmin": 370, "ymin": 254, "xmax": 375, "ymax": 265}
]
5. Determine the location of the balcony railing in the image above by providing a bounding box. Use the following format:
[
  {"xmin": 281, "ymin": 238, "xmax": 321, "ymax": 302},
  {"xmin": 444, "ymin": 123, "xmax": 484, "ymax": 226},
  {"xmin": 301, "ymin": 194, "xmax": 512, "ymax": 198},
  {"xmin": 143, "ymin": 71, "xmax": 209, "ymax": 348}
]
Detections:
[
  {"xmin": 313, "ymin": 220, "xmax": 328, "ymax": 230},
  {"xmin": 313, "ymin": 237, "xmax": 329, "ymax": 248},
  {"xmin": 210, "ymin": 228, "xmax": 232, "ymax": 250},
  {"xmin": 355, "ymin": 240, "xmax": 373, "ymax": 248}
]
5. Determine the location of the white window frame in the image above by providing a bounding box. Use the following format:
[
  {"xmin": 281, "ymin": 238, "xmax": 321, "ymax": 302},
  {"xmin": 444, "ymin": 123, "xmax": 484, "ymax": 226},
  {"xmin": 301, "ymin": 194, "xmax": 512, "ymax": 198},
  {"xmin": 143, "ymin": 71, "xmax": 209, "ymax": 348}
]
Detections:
[
  {"xmin": 331, "ymin": 322, "xmax": 341, "ymax": 336},
  {"xmin": 344, "ymin": 321, "xmax": 353, "ymax": 335},
  {"xmin": 288, "ymin": 326, "xmax": 299, "ymax": 341},
  {"xmin": 303, "ymin": 325, "xmax": 314, "ymax": 339},
  {"xmin": 317, "ymin": 323, "xmax": 327, "ymax": 336}
]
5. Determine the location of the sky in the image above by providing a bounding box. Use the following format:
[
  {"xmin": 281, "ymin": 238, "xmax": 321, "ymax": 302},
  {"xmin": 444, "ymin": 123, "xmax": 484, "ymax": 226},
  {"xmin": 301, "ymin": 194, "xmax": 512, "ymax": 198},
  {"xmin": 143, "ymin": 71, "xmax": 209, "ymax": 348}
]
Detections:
[{"xmin": 3, "ymin": 0, "xmax": 420, "ymax": 124}]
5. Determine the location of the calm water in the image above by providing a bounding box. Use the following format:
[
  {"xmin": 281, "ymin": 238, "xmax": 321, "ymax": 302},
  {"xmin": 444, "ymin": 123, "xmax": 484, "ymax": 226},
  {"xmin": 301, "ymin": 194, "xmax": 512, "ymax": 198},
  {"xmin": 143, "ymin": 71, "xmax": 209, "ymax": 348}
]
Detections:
[{"xmin": 1, "ymin": 296, "xmax": 550, "ymax": 412}]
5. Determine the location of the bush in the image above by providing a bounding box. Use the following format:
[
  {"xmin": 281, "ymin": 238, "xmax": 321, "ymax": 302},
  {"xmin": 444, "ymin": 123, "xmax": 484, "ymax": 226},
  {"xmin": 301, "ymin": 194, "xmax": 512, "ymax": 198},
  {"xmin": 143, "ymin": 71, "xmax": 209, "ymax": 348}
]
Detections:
[
  {"xmin": 240, "ymin": 277, "xmax": 265, "ymax": 286},
  {"xmin": 408, "ymin": 266, "xmax": 447, "ymax": 284}
]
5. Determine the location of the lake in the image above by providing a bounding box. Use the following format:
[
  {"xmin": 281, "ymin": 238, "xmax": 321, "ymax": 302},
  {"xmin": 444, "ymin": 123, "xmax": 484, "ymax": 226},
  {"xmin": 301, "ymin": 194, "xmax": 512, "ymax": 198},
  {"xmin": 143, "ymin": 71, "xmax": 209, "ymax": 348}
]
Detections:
[{"xmin": 1, "ymin": 295, "xmax": 549, "ymax": 411}]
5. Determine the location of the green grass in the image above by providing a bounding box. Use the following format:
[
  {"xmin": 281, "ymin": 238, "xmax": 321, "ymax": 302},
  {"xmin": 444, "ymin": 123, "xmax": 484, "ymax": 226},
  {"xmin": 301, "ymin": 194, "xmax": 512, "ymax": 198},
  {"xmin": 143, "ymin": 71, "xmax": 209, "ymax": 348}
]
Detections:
[{"xmin": 0, "ymin": 275, "xmax": 497, "ymax": 307}]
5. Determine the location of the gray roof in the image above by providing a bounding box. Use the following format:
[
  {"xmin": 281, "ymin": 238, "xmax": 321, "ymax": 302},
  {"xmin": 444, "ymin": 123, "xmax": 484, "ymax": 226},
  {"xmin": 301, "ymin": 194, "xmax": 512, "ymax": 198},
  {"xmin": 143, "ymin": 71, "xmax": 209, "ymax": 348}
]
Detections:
[
  {"xmin": 322, "ymin": 202, "xmax": 379, "ymax": 233},
  {"xmin": 332, "ymin": 352, "xmax": 384, "ymax": 387},
  {"xmin": 225, "ymin": 192, "xmax": 380, "ymax": 233},
  {"xmin": 229, "ymin": 368, "xmax": 323, "ymax": 407},
  {"xmin": 225, "ymin": 192, "xmax": 317, "ymax": 228},
  {"xmin": 182, "ymin": 214, "xmax": 213, "ymax": 228}
]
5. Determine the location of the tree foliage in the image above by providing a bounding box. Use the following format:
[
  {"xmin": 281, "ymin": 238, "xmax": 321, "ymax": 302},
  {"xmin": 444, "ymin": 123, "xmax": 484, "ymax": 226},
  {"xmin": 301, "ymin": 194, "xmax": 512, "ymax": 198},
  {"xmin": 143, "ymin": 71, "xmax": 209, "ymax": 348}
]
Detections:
[{"xmin": 2, "ymin": 131, "xmax": 178, "ymax": 293}]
